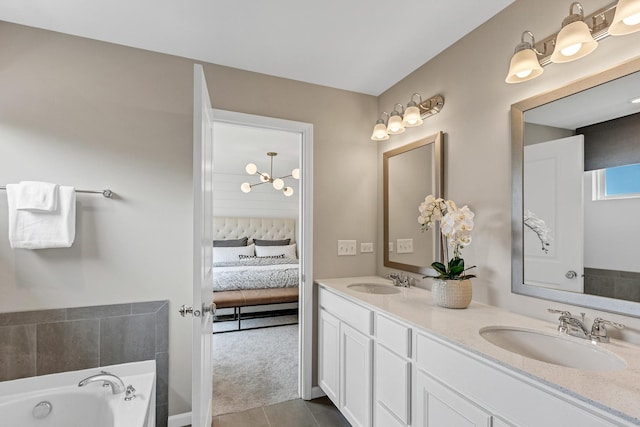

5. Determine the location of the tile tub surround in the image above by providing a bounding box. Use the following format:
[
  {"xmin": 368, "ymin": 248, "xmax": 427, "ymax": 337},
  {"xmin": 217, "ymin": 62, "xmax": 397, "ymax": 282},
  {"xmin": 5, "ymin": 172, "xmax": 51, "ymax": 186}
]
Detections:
[
  {"xmin": 0, "ymin": 300, "xmax": 169, "ymax": 427},
  {"xmin": 316, "ymin": 277, "xmax": 640, "ymax": 424}
]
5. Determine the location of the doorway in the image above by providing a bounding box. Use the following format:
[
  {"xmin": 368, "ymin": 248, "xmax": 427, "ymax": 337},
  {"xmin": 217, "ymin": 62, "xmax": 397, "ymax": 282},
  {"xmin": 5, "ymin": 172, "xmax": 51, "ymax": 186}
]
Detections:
[{"xmin": 210, "ymin": 109, "xmax": 314, "ymax": 415}]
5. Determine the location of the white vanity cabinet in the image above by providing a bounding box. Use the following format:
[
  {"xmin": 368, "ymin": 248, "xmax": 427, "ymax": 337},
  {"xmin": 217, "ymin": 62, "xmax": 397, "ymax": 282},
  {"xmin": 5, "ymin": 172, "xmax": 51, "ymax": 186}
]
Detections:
[
  {"xmin": 318, "ymin": 287, "xmax": 373, "ymax": 427},
  {"xmin": 317, "ymin": 283, "xmax": 636, "ymax": 427}
]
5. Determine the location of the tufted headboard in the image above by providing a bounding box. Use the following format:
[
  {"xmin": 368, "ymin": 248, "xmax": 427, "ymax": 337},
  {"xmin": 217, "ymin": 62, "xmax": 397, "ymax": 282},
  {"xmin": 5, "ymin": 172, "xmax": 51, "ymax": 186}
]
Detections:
[{"xmin": 213, "ymin": 217, "xmax": 296, "ymax": 243}]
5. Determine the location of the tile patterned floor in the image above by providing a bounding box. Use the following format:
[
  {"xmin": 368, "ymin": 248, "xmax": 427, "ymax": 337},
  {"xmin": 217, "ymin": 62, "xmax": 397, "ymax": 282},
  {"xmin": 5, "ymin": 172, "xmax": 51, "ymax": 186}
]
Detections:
[{"xmin": 212, "ymin": 397, "xmax": 350, "ymax": 427}]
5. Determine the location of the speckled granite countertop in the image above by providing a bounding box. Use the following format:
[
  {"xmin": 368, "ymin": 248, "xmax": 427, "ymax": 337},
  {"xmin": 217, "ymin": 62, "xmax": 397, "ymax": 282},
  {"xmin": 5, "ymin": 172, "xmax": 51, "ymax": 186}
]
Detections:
[{"xmin": 316, "ymin": 276, "xmax": 640, "ymax": 425}]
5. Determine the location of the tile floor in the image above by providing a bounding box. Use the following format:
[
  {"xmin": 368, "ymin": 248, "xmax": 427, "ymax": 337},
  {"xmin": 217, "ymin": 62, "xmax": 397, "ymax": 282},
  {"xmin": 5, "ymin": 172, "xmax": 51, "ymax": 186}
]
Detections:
[{"xmin": 212, "ymin": 397, "xmax": 350, "ymax": 427}]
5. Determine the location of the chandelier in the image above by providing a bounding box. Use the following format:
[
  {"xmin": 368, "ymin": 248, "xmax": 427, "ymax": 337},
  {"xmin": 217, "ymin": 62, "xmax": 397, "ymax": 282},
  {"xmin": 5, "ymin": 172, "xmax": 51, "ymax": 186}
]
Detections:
[{"xmin": 241, "ymin": 152, "xmax": 300, "ymax": 197}]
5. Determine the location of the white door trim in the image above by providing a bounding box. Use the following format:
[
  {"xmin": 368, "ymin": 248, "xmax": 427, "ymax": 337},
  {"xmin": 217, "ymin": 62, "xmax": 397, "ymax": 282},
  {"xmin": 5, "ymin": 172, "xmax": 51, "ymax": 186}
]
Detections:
[{"xmin": 211, "ymin": 109, "xmax": 314, "ymax": 400}]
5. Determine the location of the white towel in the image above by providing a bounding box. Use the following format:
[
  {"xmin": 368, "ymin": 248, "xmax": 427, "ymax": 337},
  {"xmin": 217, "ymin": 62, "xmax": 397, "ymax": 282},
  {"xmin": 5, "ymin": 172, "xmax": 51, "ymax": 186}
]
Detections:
[
  {"xmin": 15, "ymin": 181, "xmax": 59, "ymax": 211},
  {"xmin": 7, "ymin": 184, "xmax": 76, "ymax": 249}
]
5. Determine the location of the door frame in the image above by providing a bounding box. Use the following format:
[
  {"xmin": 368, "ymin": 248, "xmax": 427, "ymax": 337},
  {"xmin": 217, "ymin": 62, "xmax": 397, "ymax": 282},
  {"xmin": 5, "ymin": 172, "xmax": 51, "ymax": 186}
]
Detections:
[{"xmin": 211, "ymin": 109, "xmax": 314, "ymax": 399}]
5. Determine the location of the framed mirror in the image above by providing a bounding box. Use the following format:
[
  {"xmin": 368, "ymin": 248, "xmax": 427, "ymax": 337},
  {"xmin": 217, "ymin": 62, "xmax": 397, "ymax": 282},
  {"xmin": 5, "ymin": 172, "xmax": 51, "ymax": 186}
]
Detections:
[
  {"xmin": 384, "ymin": 132, "xmax": 443, "ymax": 275},
  {"xmin": 511, "ymin": 57, "xmax": 640, "ymax": 317}
]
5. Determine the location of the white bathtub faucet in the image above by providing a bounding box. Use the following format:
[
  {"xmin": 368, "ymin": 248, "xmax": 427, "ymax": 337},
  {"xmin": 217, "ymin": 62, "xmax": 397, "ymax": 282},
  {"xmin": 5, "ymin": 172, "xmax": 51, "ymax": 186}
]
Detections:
[{"xmin": 78, "ymin": 372, "xmax": 126, "ymax": 394}]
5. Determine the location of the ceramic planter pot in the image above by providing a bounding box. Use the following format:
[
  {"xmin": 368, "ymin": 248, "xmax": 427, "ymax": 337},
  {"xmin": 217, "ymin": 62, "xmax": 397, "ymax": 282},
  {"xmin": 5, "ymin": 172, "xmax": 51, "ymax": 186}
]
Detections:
[{"xmin": 431, "ymin": 278, "xmax": 472, "ymax": 309}]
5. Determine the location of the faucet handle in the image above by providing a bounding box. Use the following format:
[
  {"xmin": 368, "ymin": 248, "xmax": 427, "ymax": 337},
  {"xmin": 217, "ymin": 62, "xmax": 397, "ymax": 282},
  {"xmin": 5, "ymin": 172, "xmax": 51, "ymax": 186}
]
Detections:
[
  {"xmin": 547, "ymin": 308, "xmax": 572, "ymax": 317},
  {"xmin": 590, "ymin": 317, "xmax": 625, "ymax": 343}
]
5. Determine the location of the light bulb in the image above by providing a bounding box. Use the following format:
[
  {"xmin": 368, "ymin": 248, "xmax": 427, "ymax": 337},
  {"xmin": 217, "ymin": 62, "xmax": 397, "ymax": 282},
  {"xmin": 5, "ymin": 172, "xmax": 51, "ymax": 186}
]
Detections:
[
  {"xmin": 387, "ymin": 115, "xmax": 405, "ymax": 134},
  {"xmin": 240, "ymin": 182, "xmax": 251, "ymax": 193},
  {"xmin": 292, "ymin": 168, "xmax": 300, "ymax": 179},
  {"xmin": 259, "ymin": 173, "xmax": 270, "ymax": 183},
  {"xmin": 245, "ymin": 163, "xmax": 257, "ymax": 175},
  {"xmin": 560, "ymin": 42, "xmax": 582, "ymax": 57},
  {"xmin": 402, "ymin": 105, "xmax": 422, "ymax": 127},
  {"xmin": 371, "ymin": 122, "xmax": 389, "ymax": 140},
  {"xmin": 273, "ymin": 178, "xmax": 284, "ymax": 190},
  {"xmin": 515, "ymin": 69, "xmax": 533, "ymax": 78},
  {"xmin": 283, "ymin": 187, "xmax": 294, "ymax": 197},
  {"xmin": 624, "ymin": 12, "xmax": 640, "ymax": 25}
]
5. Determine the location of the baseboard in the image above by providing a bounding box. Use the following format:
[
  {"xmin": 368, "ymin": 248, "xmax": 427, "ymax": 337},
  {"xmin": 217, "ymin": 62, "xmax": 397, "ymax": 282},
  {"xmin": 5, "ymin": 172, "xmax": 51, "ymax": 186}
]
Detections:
[
  {"xmin": 310, "ymin": 386, "xmax": 326, "ymax": 400},
  {"xmin": 167, "ymin": 412, "xmax": 191, "ymax": 427}
]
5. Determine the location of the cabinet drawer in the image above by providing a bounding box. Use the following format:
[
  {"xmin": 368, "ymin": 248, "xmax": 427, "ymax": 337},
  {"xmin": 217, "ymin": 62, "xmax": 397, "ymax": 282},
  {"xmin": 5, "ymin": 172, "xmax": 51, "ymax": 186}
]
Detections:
[
  {"xmin": 376, "ymin": 314, "xmax": 411, "ymax": 357},
  {"xmin": 319, "ymin": 287, "xmax": 373, "ymax": 335}
]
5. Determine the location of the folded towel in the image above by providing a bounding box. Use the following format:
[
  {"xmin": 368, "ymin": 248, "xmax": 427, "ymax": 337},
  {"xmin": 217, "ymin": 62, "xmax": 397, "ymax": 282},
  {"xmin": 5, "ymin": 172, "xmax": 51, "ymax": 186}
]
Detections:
[
  {"xmin": 7, "ymin": 185, "xmax": 76, "ymax": 249},
  {"xmin": 15, "ymin": 181, "xmax": 59, "ymax": 211}
]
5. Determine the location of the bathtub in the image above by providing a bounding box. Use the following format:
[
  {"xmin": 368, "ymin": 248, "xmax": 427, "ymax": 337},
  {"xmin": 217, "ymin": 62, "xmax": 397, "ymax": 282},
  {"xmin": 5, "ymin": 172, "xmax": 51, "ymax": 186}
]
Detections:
[{"xmin": 0, "ymin": 360, "xmax": 156, "ymax": 427}]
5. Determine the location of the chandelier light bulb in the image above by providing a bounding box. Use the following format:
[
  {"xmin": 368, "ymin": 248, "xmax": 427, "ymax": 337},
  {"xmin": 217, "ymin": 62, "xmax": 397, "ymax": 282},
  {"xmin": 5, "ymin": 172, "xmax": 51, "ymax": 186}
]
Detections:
[
  {"xmin": 259, "ymin": 173, "xmax": 270, "ymax": 183},
  {"xmin": 240, "ymin": 182, "xmax": 252, "ymax": 193},
  {"xmin": 283, "ymin": 187, "xmax": 294, "ymax": 197},
  {"xmin": 273, "ymin": 178, "xmax": 285, "ymax": 190},
  {"xmin": 245, "ymin": 163, "xmax": 258, "ymax": 175},
  {"xmin": 292, "ymin": 168, "xmax": 300, "ymax": 179}
]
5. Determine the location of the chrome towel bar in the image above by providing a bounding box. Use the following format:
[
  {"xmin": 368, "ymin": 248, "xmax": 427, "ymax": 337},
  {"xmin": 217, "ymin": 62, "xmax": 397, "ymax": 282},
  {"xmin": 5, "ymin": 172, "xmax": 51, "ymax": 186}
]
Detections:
[{"xmin": 0, "ymin": 186, "xmax": 113, "ymax": 198}]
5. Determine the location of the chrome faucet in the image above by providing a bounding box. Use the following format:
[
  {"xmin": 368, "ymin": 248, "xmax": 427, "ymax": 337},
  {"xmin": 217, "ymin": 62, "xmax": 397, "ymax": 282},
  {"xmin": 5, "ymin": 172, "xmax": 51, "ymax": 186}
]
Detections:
[
  {"xmin": 548, "ymin": 309, "xmax": 625, "ymax": 342},
  {"xmin": 78, "ymin": 371, "xmax": 126, "ymax": 394},
  {"xmin": 386, "ymin": 272, "xmax": 413, "ymax": 287}
]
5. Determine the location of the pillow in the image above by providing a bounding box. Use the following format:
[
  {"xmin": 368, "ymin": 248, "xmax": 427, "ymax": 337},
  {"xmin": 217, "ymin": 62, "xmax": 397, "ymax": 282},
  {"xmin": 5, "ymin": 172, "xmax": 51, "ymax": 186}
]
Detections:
[
  {"xmin": 238, "ymin": 254, "xmax": 285, "ymax": 259},
  {"xmin": 213, "ymin": 237, "xmax": 248, "ymax": 247},
  {"xmin": 255, "ymin": 243, "xmax": 297, "ymax": 259},
  {"xmin": 253, "ymin": 238, "xmax": 291, "ymax": 246},
  {"xmin": 213, "ymin": 244, "xmax": 255, "ymax": 262}
]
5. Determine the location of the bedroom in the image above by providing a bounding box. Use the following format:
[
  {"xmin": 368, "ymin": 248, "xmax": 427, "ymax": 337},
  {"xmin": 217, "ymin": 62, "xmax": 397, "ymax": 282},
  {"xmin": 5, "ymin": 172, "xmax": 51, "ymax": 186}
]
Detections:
[{"xmin": 210, "ymin": 120, "xmax": 303, "ymax": 416}]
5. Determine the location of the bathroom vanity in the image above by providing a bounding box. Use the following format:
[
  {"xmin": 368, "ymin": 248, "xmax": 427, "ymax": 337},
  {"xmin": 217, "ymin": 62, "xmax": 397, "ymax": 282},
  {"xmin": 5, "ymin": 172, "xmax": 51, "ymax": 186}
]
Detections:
[{"xmin": 316, "ymin": 277, "xmax": 640, "ymax": 427}]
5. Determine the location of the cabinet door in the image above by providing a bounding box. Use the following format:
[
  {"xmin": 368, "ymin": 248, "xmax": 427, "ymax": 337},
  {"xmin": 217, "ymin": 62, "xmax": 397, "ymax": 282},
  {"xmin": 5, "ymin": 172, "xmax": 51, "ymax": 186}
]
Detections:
[
  {"xmin": 341, "ymin": 322, "xmax": 373, "ymax": 427},
  {"xmin": 319, "ymin": 309, "xmax": 340, "ymax": 405},
  {"xmin": 415, "ymin": 370, "xmax": 491, "ymax": 427},
  {"xmin": 375, "ymin": 344, "xmax": 410, "ymax": 425}
]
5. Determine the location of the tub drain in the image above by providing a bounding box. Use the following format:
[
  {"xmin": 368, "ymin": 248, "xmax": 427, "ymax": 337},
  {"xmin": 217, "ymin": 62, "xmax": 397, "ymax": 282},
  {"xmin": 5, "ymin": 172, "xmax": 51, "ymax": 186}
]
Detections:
[{"xmin": 32, "ymin": 401, "xmax": 52, "ymax": 419}]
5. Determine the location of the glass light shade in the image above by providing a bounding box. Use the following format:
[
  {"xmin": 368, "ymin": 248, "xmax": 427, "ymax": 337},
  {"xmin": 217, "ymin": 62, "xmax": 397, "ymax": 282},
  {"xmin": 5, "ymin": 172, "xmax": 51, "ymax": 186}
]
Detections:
[
  {"xmin": 259, "ymin": 173, "xmax": 270, "ymax": 183},
  {"xmin": 631, "ymin": 96, "xmax": 640, "ymax": 104},
  {"xmin": 402, "ymin": 105, "xmax": 423, "ymax": 127},
  {"xmin": 273, "ymin": 178, "xmax": 285, "ymax": 190},
  {"xmin": 550, "ymin": 21, "xmax": 598, "ymax": 63},
  {"xmin": 245, "ymin": 163, "xmax": 258, "ymax": 175},
  {"xmin": 371, "ymin": 123, "xmax": 389, "ymax": 141},
  {"xmin": 387, "ymin": 114, "xmax": 405, "ymax": 134},
  {"xmin": 609, "ymin": 0, "xmax": 640, "ymax": 35},
  {"xmin": 240, "ymin": 182, "xmax": 252, "ymax": 193},
  {"xmin": 283, "ymin": 187, "xmax": 294, "ymax": 197},
  {"xmin": 292, "ymin": 168, "xmax": 300, "ymax": 179},
  {"xmin": 505, "ymin": 48, "xmax": 544, "ymax": 83}
]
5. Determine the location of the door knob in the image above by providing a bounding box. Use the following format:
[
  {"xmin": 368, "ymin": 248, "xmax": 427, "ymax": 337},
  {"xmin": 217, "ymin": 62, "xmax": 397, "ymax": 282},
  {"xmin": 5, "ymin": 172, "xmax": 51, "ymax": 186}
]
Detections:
[
  {"xmin": 565, "ymin": 270, "xmax": 577, "ymax": 279},
  {"xmin": 179, "ymin": 303, "xmax": 216, "ymax": 317}
]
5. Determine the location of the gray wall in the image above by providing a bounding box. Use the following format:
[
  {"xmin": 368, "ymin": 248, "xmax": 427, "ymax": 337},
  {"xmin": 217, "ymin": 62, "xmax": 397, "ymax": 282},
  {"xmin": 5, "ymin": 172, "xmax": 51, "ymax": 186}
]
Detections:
[
  {"xmin": 377, "ymin": 0, "xmax": 640, "ymax": 343},
  {"xmin": 0, "ymin": 301, "xmax": 169, "ymax": 427},
  {"xmin": 0, "ymin": 20, "xmax": 378, "ymax": 416}
]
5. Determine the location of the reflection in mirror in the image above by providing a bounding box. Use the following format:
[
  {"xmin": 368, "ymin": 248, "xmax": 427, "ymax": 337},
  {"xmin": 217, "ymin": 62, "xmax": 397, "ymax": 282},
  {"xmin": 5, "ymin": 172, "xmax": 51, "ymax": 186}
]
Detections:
[
  {"xmin": 384, "ymin": 132, "xmax": 443, "ymax": 275},
  {"xmin": 512, "ymin": 58, "xmax": 640, "ymax": 317}
]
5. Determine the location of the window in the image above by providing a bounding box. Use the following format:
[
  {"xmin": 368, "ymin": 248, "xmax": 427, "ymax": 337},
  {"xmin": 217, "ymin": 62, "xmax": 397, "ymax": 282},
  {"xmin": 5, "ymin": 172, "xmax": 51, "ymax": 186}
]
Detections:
[{"xmin": 593, "ymin": 163, "xmax": 640, "ymax": 200}]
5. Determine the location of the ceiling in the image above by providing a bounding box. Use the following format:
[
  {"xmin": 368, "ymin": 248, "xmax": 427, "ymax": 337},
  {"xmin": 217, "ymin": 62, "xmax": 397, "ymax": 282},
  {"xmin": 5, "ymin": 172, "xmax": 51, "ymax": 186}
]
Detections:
[{"xmin": 0, "ymin": 0, "xmax": 515, "ymax": 95}]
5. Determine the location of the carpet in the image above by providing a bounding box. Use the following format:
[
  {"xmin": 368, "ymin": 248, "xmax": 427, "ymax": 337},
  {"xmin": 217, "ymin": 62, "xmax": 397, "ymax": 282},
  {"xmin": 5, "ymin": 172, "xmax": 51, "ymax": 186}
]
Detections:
[{"xmin": 212, "ymin": 317, "xmax": 299, "ymax": 416}]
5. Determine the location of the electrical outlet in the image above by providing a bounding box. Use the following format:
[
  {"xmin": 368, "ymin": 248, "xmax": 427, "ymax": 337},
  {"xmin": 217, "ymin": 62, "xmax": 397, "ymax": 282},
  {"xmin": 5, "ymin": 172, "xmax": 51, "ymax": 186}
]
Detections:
[
  {"xmin": 389, "ymin": 242, "xmax": 394, "ymax": 252},
  {"xmin": 338, "ymin": 240, "xmax": 357, "ymax": 256},
  {"xmin": 360, "ymin": 242, "xmax": 373, "ymax": 253},
  {"xmin": 396, "ymin": 238, "xmax": 414, "ymax": 254}
]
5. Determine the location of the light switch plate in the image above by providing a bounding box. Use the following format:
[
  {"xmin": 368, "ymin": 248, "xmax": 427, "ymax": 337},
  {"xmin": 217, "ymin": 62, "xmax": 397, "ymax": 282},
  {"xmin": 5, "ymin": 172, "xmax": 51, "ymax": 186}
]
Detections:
[
  {"xmin": 396, "ymin": 238, "xmax": 414, "ymax": 254},
  {"xmin": 360, "ymin": 242, "xmax": 373, "ymax": 253},
  {"xmin": 338, "ymin": 240, "xmax": 357, "ymax": 256},
  {"xmin": 389, "ymin": 242, "xmax": 394, "ymax": 252}
]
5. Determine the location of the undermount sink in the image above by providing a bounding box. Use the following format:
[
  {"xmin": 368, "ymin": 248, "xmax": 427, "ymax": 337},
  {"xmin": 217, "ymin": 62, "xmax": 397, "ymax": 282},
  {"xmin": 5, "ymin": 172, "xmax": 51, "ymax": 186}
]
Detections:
[
  {"xmin": 479, "ymin": 326, "xmax": 627, "ymax": 371},
  {"xmin": 347, "ymin": 283, "xmax": 401, "ymax": 295}
]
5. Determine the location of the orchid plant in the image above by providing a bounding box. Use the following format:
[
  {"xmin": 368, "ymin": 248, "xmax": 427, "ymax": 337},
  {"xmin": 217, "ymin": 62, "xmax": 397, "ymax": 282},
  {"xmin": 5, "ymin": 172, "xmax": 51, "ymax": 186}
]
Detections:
[{"xmin": 418, "ymin": 195, "xmax": 476, "ymax": 280}]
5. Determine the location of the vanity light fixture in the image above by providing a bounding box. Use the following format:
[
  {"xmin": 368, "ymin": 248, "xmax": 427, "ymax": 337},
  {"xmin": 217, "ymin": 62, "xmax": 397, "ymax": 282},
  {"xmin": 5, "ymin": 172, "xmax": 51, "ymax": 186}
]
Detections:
[
  {"xmin": 370, "ymin": 94, "xmax": 444, "ymax": 141},
  {"xmin": 506, "ymin": 1, "xmax": 640, "ymax": 84},
  {"xmin": 241, "ymin": 152, "xmax": 299, "ymax": 197},
  {"xmin": 550, "ymin": 2, "xmax": 598, "ymax": 63},
  {"xmin": 505, "ymin": 31, "xmax": 545, "ymax": 83}
]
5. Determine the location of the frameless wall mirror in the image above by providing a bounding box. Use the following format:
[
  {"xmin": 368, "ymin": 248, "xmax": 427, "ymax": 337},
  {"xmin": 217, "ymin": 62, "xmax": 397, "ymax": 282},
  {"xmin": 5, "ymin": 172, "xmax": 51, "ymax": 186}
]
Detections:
[
  {"xmin": 384, "ymin": 132, "xmax": 443, "ymax": 275},
  {"xmin": 511, "ymin": 57, "xmax": 640, "ymax": 317}
]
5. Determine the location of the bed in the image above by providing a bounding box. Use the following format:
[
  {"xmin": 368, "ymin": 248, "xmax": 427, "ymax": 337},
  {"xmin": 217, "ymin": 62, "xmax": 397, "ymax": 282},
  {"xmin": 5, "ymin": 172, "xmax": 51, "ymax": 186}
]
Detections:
[{"xmin": 212, "ymin": 217, "xmax": 299, "ymax": 332}]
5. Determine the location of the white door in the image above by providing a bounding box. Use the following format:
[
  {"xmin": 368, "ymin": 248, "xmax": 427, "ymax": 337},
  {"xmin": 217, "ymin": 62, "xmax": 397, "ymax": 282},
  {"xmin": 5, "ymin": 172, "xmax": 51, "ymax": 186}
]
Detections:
[
  {"xmin": 524, "ymin": 135, "xmax": 584, "ymax": 293},
  {"xmin": 191, "ymin": 63, "xmax": 214, "ymax": 427}
]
